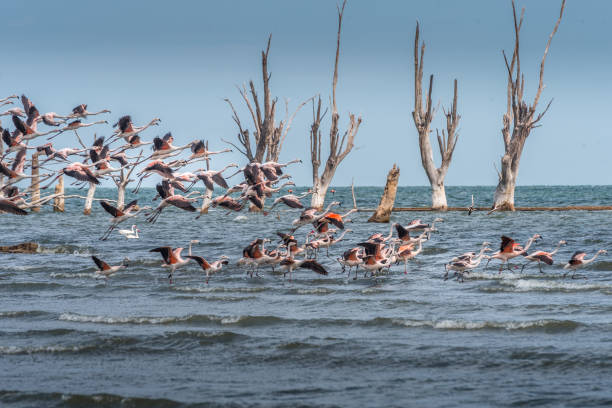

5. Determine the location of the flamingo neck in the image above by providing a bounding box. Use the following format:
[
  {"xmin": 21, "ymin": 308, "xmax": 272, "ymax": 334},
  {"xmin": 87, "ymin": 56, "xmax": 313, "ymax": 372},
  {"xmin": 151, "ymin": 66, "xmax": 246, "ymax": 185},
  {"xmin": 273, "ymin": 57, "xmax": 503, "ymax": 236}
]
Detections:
[{"xmin": 549, "ymin": 241, "xmax": 564, "ymax": 256}]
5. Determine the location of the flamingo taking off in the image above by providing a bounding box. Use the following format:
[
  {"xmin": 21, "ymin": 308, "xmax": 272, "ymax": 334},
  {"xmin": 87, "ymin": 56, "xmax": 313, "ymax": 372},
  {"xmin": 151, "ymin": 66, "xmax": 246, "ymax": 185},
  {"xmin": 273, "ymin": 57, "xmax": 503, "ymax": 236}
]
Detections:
[
  {"xmin": 521, "ymin": 240, "xmax": 567, "ymax": 273},
  {"xmin": 563, "ymin": 250, "xmax": 607, "ymax": 279},
  {"xmin": 91, "ymin": 255, "xmax": 128, "ymax": 279},
  {"xmin": 185, "ymin": 254, "xmax": 230, "ymax": 284}
]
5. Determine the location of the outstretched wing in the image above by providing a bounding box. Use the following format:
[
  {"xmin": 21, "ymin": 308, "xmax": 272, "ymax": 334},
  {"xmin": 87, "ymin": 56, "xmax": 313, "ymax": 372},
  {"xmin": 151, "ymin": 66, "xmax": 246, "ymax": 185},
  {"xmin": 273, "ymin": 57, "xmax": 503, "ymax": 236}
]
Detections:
[
  {"xmin": 124, "ymin": 199, "xmax": 138, "ymax": 213},
  {"xmin": 500, "ymin": 236, "xmax": 514, "ymax": 252},
  {"xmin": 91, "ymin": 255, "xmax": 110, "ymax": 271},
  {"xmin": 0, "ymin": 199, "xmax": 28, "ymax": 215},
  {"xmin": 211, "ymin": 173, "xmax": 229, "ymax": 189},
  {"xmin": 150, "ymin": 247, "xmax": 173, "ymax": 264},
  {"xmin": 99, "ymin": 200, "xmax": 121, "ymax": 217},
  {"xmin": 185, "ymin": 255, "xmax": 210, "ymax": 269},
  {"xmin": 300, "ymin": 260, "xmax": 328, "ymax": 275},
  {"xmin": 324, "ymin": 212, "xmax": 344, "ymax": 229},
  {"xmin": 167, "ymin": 197, "xmax": 196, "ymax": 212}
]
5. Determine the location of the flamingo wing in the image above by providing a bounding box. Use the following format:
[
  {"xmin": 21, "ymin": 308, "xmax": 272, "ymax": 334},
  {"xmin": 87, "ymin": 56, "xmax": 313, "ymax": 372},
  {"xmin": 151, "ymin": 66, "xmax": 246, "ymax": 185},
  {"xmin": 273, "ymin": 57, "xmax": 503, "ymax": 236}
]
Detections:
[
  {"xmin": 300, "ymin": 260, "xmax": 328, "ymax": 275},
  {"xmin": 99, "ymin": 200, "xmax": 122, "ymax": 217},
  {"xmin": 91, "ymin": 255, "xmax": 111, "ymax": 271},
  {"xmin": 281, "ymin": 196, "xmax": 303, "ymax": 209},
  {"xmin": 569, "ymin": 251, "xmax": 586, "ymax": 265},
  {"xmin": 2, "ymin": 129, "xmax": 12, "ymax": 147},
  {"xmin": 211, "ymin": 173, "xmax": 229, "ymax": 189},
  {"xmin": 167, "ymin": 196, "xmax": 196, "ymax": 212},
  {"xmin": 0, "ymin": 199, "xmax": 28, "ymax": 215},
  {"xmin": 500, "ymin": 235, "xmax": 515, "ymax": 252},
  {"xmin": 185, "ymin": 255, "xmax": 210, "ymax": 269},
  {"xmin": 191, "ymin": 140, "xmax": 205, "ymax": 154},
  {"xmin": 533, "ymin": 252, "xmax": 553, "ymax": 265},
  {"xmin": 12, "ymin": 115, "xmax": 27, "ymax": 134},
  {"xmin": 324, "ymin": 212, "xmax": 344, "ymax": 229},
  {"xmin": 124, "ymin": 199, "xmax": 138, "ymax": 213},
  {"xmin": 150, "ymin": 247, "xmax": 173, "ymax": 264}
]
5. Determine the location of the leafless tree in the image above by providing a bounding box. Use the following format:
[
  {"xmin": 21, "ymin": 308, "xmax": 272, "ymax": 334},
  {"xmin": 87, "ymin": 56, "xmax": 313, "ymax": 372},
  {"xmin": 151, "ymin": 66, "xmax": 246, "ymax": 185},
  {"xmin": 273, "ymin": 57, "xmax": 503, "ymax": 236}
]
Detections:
[
  {"xmin": 224, "ymin": 35, "xmax": 309, "ymax": 164},
  {"xmin": 412, "ymin": 23, "xmax": 460, "ymax": 210},
  {"xmin": 309, "ymin": 0, "xmax": 361, "ymax": 209},
  {"xmin": 493, "ymin": 0, "xmax": 565, "ymax": 210}
]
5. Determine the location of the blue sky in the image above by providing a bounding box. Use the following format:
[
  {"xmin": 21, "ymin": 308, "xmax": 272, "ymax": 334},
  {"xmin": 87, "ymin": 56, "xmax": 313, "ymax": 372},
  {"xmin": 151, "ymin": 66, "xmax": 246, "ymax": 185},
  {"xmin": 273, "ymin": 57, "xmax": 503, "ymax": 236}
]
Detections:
[{"xmin": 1, "ymin": 0, "xmax": 610, "ymax": 186}]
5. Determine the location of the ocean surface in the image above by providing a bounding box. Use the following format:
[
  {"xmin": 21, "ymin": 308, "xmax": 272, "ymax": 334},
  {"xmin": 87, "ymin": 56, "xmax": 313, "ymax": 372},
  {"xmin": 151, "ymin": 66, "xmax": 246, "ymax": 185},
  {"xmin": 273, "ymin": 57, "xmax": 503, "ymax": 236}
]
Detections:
[{"xmin": 1, "ymin": 185, "xmax": 611, "ymax": 407}]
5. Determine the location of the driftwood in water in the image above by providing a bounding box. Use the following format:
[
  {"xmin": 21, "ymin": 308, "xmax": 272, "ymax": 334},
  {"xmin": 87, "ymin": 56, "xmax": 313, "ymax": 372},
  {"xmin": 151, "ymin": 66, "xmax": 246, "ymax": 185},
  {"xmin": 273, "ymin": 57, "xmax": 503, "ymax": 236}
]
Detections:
[
  {"xmin": 493, "ymin": 0, "xmax": 566, "ymax": 211},
  {"xmin": 368, "ymin": 164, "xmax": 400, "ymax": 223},
  {"xmin": 0, "ymin": 242, "xmax": 39, "ymax": 254},
  {"xmin": 30, "ymin": 153, "xmax": 40, "ymax": 212},
  {"xmin": 53, "ymin": 175, "xmax": 65, "ymax": 212}
]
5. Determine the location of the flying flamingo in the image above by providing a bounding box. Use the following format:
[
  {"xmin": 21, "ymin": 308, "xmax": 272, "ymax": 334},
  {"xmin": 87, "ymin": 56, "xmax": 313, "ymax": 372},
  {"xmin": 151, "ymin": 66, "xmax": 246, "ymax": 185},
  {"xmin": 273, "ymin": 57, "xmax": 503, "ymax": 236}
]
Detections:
[
  {"xmin": 99, "ymin": 200, "xmax": 150, "ymax": 240},
  {"xmin": 444, "ymin": 251, "xmax": 490, "ymax": 282},
  {"xmin": 279, "ymin": 249, "xmax": 328, "ymax": 281},
  {"xmin": 112, "ymin": 115, "xmax": 160, "ymax": 141},
  {"xmin": 146, "ymin": 180, "xmax": 199, "ymax": 223},
  {"xmin": 12, "ymin": 115, "xmax": 58, "ymax": 140},
  {"xmin": 151, "ymin": 133, "xmax": 193, "ymax": 158},
  {"xmin": 0, "ymin": 198, "xmax": 28, "ymax": 215},
  {"xmin": 118, "ymin": 225, "xmax": 140, "ymax": 239},
  {"xmin": 521, "ymin": 240, "xmax": 567, "ymax": 273},
  {"xmin": 485, "ymin": 234, "xmax": 541, "ymax": 272},
  {"xmin": 195, "ymin": 163, "xmax": 238, "ymax": 191},
  {"xmin": 42, "ymin": 162, "xmax": 100, "ymax": 190},
  {"xmin": 91, "ymin": 255, "xmax": 129, "ymax": 279},
  {"xmin": 185, "ymin": 254, "xmax": 230, "ymax": 284},
  {"xmin": 291, "ymin": 201, "xmax": 340, "ymax": 230},
  {"xmin": 69, "ymin": 104, "xmax": 111, "ymax": 118},
  {"xmin": 0, "ymin": 149, "xmax": 52, "ymax": 187},
  {"xmin": 563, "ymin": 250, "xmax": 607, "ymax": 279},
  {"xmin": 259, "ymin": 159, "xmax": 301, "ymax": 181},
  {"xmin": 188, "ymin": 140, "xmax": 231, "ymax": 161},
  {"xmin": 268, "ymin": 191, "xmax": 311, "ymax": 211},
  {"xmin": 149, "ymin": 240, "xmax": 198, "ymax": 283},
  {"xmin": 0, "ymin": 107, "xmax": 26, "ymax": 118},
  {"xmin": 50, "ymin": 119, "xmax": 108, "ymax": 137}
]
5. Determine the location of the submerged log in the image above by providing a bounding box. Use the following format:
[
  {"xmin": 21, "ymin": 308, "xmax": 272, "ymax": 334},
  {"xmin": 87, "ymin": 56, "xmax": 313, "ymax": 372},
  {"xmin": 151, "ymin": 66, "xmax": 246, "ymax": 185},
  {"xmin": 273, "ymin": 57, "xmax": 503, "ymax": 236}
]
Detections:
[
  {"xmin": 53, "ymin": 175, "xmax": 65, "ymax": 212},
  {"xmin": 0, "ymin": 242, "xmax": 39, "ymax": 254},
  {"xmin": 359, "ymin": 206, "xmax": 612, "ymax": 213},
  {"xmin": 368, "ymin": 164, "xmax": 400, "ymax": 223}
]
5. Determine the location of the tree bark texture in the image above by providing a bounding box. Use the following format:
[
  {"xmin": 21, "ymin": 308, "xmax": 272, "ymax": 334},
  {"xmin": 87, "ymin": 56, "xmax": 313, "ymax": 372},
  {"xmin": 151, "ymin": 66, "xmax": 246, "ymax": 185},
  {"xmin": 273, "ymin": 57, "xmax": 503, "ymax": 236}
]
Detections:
[
  {"xmin": 53, "ymin": 175, "xmax": 65, "ymax": 212},
  {"xmin": 368, "ymin": 164, "xmax": 400, "ymax": 223},
  {"xmin": 493, "ymin": 0, "xmax": 565, "ymax": 211},
  {"xmin": 30, "ymin": 153, "xmax": 40, "ymax": 212}
]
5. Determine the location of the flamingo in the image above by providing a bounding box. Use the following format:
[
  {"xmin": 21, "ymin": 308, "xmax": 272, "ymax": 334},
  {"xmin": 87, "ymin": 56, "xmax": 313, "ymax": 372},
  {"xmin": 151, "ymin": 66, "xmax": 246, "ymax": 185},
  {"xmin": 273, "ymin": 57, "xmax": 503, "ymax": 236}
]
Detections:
[
  {"xmin": 146, "ymin": 180, "xmax": 199, "ymax": 224},
  {"xmin": 444, "ymin": 252, "xmax": 490, "ymax": 282},
  {"xmin": 521, "ymin": 240, "xmax": 567, "ymax": 273},
  {"xmin": 291, "ymin": 201, "xmax": 340, "ymax": 229},
  {"xmin": 188, "ymin": 140, "xmax": 231, "ymax": 161},
  {"xmin": 118, "ymin": 225, "xmax": 140, "ymax": 239},
  {"xmin": 69, "ymin": 104, "xmax": 111, "ymax": 118},
  {"xmin": 0, "ymin": 149, "xmax": 52, "ymax": 187},
  {"xmin": 268, "ymin": 191, "xmax": 311, "ymax": 211},
  {"xmin": 563, "ymin": 250, "xmax": 607, "ymax": 278},
  {"xmin": 210, "ymin": 195, "xmax": 244, "ymax": 213},
  {"xmin": 337, "ymin": 247, "xmax": 364, "ymax": 278},
  {"xmin": 279, "ymin": 251, "xmax": 328, "ymax": 281},
  {"xmin": 40, "ymin": 112, "xmax": 68, "ymax": 127},
  {"xmin": 259, "ymin": 159, "xmax": 301, "ymax": 181},
  {"xmin": 151, "ymin": 132, "xmax": 193, "ymax": 158},
  {"xmin": 91, "ymin": 255, "xmax": 128, "ymax": 279},
  {"xmin": 486, "ymin": 234, "xmax": 541, "ymax": 272},
  {"xmin": 12, "ymin": 115, "xmax": 58, "ymax": 140},
  {"xmin": 42, "ymin": 162, "xmax": 100, "ymax": 190},
  {"xmin": 0, "ymin": 107, "xmax": 26, "ymax": 118},
  {"xmin": 99, "ymin": 200, "xmax": 150, "ymax": 240},
  {"xmin": 450, "ymin": 242, "xmax": 491, "ymax": 264},
  {"xmin": 0, "ymin": 198, "xmax": 28, "ymax": 215},
  {"xmin": 112, "ymin": 115, "xmax": 160, "ymax": 140},
  {"xmin": 185, "ymin": 254, "xmax": 230, "ymax": 284},
  {"xmin": 395, "ymin": 238, "xmax": 425, "ymax": 274},
  {"xmin": 195, "ymin": 163, "xmax": 239, "ymax": 191},
  {"xmin": 357, "ymin": 242, "xmax": 391, "ymax": 277},
  {"xmin": 306, "ymin": 229, "xmax": 352, "ymax": 258},
  {"xmin": 49, "ymin": 119, "xmax": 108, "ymax": 138},
  {"xmin": 149, "ymin": 241, "xmax": 198, "ymax": 283}
]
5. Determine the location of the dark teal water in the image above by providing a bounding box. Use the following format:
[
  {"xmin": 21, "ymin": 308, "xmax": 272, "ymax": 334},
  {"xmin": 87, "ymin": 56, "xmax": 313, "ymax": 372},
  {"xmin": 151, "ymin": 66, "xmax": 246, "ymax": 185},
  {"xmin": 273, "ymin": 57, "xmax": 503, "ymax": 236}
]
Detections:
[{"xmin": 1, "ymin": 186, "xmax": 611, "ymax": 407}]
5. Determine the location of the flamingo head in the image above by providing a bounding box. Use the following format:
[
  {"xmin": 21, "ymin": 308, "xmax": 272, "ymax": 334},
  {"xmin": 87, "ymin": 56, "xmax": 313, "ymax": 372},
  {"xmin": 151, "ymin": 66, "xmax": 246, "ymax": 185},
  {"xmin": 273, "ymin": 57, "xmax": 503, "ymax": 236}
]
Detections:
[{"xmin": 598, "ymin": 249, "xmax": 608, "ymax": 255}]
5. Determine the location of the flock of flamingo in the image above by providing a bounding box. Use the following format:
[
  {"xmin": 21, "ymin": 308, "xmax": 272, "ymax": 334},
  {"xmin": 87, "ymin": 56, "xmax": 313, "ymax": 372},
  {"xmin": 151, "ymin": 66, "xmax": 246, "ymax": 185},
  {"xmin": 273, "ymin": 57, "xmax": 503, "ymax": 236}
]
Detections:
[{"xmin": 0, "ymin": 94, "xmax": 607, "ymax": 285}]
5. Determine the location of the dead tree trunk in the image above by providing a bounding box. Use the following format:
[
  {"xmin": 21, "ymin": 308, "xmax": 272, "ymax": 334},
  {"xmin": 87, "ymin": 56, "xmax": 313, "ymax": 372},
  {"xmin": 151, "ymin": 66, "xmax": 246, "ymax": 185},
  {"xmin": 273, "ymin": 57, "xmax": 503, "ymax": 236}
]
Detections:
[
  {"xmin": 368, "ymin": 164, "xmax": 400, "ymax": 223},
  {"xmin": 412, "ymin": 23, "xmax": 460, "ymax": 211},
  {"xmin": 83, "ymin": 182, "xmax": 96, "ymax": 215},
  {"xmin": 310, "ymin": 0, "xmax": 361, "ymax": 209},
  {"xmin": 30, "ymin": 152, "xmax": 40, "ymax": 212},
  {"xmin": 53, "ymin": 175, "xmax": 64, "ymax": 212},
  {"xmin": 114, "ymin": 151, "xmax": 142, "ymax": 210},
  {"xmin": 199, "ymin": 141, "xmax": 213, "ymax": 216},
  {"xmin": 223, "ymin": 36, "xmax": 309, "ymax": 165},
  {"xmin": 493, "ymin": 0, "xmax": 565, "ymax": 211}
]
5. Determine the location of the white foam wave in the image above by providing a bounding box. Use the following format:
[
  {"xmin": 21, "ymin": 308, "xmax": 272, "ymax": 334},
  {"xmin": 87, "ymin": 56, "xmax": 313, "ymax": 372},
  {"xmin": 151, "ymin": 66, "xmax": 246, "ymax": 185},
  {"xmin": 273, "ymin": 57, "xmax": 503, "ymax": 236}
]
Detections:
[
  {"xmin": 391, "ymin": 318, "xmax": 579, "ymax": 331},
  {"xmin": 0, "ymin": 345, "xmax": 84, "ymax": 354},
  {"xmin": 59, "ymin": 313, "xmax": 189, "ymax": 325},
  {"xmin": 295, "ymin": 288, "xmax": 332, "ymax": 295},
  {"xmin": 50, "ymin": 273, "xmax": 96, "ymax": 279},
  {"xmin": 507, "ymin": 279, "xmax": 610, "ymax": 292}
]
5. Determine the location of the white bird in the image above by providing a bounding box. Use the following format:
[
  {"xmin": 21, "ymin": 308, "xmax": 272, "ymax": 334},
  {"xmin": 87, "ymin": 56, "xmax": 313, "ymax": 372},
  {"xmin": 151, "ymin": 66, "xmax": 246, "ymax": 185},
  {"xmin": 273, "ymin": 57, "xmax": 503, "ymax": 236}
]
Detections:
[{"xmin": 118, "ymin": 225, "xmax": 140, "ymax": 239}]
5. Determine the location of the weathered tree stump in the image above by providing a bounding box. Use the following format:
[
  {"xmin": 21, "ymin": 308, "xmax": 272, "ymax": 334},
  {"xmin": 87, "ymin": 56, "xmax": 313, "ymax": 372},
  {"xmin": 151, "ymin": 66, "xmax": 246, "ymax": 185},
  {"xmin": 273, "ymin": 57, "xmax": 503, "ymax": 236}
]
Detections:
[
  {"xmin": 30, "ymin": 153, "xmax": 40, "ymax": 212},
  {"xmin": 368, "ymin": 164, "xmax": 400, "ymax": 223},
  {"xmin": 83, "ymin": 182, "xmax": 96, "ymax": 215},
  {"xmin": 53, "ymin": 175, "xmax": 65, "ymax": 212}
]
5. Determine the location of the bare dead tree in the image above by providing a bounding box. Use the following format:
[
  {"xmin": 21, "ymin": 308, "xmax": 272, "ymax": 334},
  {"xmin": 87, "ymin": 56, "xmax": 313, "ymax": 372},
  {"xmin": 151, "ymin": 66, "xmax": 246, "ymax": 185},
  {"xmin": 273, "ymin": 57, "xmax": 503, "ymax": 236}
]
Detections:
[
  {"xmin": 309, "ymin": 0, "xmax": 362, "ymax": 209},
  {"xmin": 412, "ymin": 23, "xmax": 460, "ymax": 210},
  {"xmin": 223, "ymin": 35, "xmax": 310, "ymax": 164},
  {"xmin": 114, "ymin": 150, "xmax": 142, "ymax": 210},
  {"xmin": 493, "ymin": 0, "xmax": 565, "ymax": 210}
]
